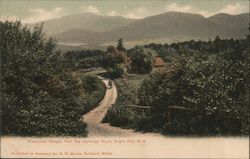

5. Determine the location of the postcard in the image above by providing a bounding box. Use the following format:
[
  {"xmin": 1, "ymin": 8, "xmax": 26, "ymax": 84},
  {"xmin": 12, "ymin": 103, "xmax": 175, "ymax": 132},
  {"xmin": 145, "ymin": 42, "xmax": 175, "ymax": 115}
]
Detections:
[{"xmin": 0, "ymin": 0, "xmax": 249, "ymax": 158}]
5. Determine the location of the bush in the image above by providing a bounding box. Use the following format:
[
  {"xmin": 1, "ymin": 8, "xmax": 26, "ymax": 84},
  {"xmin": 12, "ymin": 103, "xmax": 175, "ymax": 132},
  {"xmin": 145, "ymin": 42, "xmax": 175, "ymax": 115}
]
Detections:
[
  {"xmin": 1, "ymin": 21, "xmax": 88, "ymax": 136},
  {"xmin": 137, "ymin": 52, "xmax": 249, "ymax": 136},
  {"xmin": 64, "ymin": 49, "xmax": 105, "ymax": 70},
  {"xmin": 81, "ymin": 75, "xmax": 106, "ymax": 113},
  {"xmin": 104, "ymin": 50, "xmax": 249, "ymax": 136},
  {"xmin": 129, "ymin": 47, "xmax": 156, "ymax": 74}
]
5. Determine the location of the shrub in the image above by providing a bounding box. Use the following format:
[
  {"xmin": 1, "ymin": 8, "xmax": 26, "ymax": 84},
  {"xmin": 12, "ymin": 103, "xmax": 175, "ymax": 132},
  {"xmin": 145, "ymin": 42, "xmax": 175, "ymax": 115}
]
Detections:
[
  {"xmin": 137, "ymin": 53, "xmax": 249, "ymax": 135},
  {"xmin": 1, "ymin": 21, "xmax": 88, "ymax": 136}
]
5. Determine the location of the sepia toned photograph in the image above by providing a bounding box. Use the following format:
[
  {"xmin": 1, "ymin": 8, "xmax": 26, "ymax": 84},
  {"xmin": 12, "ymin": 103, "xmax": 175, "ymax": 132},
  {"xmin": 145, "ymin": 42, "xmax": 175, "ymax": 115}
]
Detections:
[{"xmin": 0, "ymin": 0, "xmax": 249, "ymax": 158}]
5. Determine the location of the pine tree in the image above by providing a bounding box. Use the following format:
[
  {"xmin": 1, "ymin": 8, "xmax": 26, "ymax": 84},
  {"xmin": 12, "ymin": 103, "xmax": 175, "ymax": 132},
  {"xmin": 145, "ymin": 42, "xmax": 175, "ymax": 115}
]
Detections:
[
  {"xmin": 116, "ymin": 38, "xmax": 126, "ymax": 52},
  {"xmin": 214, "ymin": 35, "xmax": 221, "ymax": 52}
]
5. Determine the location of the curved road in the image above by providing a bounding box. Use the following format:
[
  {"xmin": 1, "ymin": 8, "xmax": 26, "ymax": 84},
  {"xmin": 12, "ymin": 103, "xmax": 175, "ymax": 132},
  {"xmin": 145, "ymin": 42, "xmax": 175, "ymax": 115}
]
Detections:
[{"xmin": 82, "ymin": 77, "xmax": 138, "ymax": 137}]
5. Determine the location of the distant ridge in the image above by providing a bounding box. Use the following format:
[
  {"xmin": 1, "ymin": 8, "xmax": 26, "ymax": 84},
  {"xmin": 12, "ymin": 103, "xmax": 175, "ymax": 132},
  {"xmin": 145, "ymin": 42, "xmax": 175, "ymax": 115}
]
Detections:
[
  {"xmin": 30, "ymin": 11, "xmax": 249, "ymax": 47},
  {"xmin": 31, "ymin": 12, "xmax": 135, "ymax": 35}
]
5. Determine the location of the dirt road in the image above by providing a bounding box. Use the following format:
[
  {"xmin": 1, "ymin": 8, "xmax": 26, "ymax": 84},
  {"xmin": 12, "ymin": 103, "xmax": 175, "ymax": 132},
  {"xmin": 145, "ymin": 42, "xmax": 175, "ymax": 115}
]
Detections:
[{"xmin": 82, "ymin": 77, "xmax": 145, "ymax": 137}]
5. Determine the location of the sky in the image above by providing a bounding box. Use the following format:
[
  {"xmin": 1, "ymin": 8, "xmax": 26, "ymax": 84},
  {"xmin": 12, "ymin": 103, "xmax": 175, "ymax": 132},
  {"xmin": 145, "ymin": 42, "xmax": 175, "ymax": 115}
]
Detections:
[{"xmin": 0, "ymin": 0, "xmax": 249, "ymax": 23}]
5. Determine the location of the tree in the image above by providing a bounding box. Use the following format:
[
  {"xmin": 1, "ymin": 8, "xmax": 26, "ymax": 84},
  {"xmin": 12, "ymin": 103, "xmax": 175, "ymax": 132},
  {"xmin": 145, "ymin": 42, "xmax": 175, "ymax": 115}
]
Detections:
[
  {"xmin": 214, "ymin": 35, "xmax": 222, "ymax": 52},
  {"xmin": 64, "ymin": 49, "xmax": 105, "ymax": 70},
  {"xmin": 112, "ymin": 63, "xmax": 126, "ymax": 77},
  {"xmin": 116, "ymin": 38, "xmax": 126, "ymax": 52},
  {"xmin": 137, "ymin": 52, "xmax": 249, "ymax": 135},
  {"xmin": 104, "ymin": 37, "xmax": 249, "ymax": 136},
  {"xmin": 1, "ymin": 21, "xmax": 87, "ymax": 136},
  {"xmin": 130, "ymin": 47, "xmax": 156, "ymax": 74},
  {"xmin": 102, "ymin": 45, "xmax": 126, "ymax": 77}
]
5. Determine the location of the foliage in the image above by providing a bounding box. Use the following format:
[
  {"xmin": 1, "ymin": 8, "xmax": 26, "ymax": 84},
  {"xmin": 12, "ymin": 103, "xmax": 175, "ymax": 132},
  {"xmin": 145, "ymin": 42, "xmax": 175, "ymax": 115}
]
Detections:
[
  {"xmin": 137, "ymin": 51, "xmax": 249, "ymax": 135},
  {"xmin": 77, "ymin": 57, "xmax": 100, "ymax": 69},
  {"xmin": 116, "ymin": 38, "xmax": 126, "ymax": 52},
  {"xmin": 102, "ymin": 46, "xmax": 125, "ymax": 67},
  {"xmin": 143, "ymin": 36, "xmax": 249, "ymax": 62},
  {"xmin": 129, "ymin": 46, "xmax": 156, "ymax": 74},
  {"xmin": 102, "ymin": 74, "xmax": 152, "ymax": 131},
  {"xmin": 1, "ymin": 21, "xmax": 105, "ymax": 136},
  {"xmin": 80, "ymin": 75, "xmax": 106, "ymax": 113},
  {"xmin": 110, "ymin": 63, "xmax": 126, "ymax": 78},
  {"xmin": 102, "ymin": 45, "xmax": 127, "ymax": 78},
  {"xmin": 104, "ymin": 36, "xmax": 249, "ymax": 136},
  {"xmin": 64, "ymin": 49, "xmax": 105, "ymax": 69}
]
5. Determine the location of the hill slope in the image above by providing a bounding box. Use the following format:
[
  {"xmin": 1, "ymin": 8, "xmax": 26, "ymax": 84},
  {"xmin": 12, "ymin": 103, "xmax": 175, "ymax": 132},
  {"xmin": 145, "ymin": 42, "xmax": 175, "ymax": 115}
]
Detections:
[
  {"xmin": 53, "ymin": 12, "xmax": 249, "ymax": 46},
  {"xmin": 32, "ymin": 13, "xmax": 135, "ymax": 35}
]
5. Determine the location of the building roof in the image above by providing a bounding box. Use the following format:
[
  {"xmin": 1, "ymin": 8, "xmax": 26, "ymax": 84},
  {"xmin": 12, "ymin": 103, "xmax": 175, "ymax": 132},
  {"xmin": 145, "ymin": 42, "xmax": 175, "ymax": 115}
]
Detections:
[{"xmin": 154, "ymin": 57, "xmax": 165, "ymax": 67}]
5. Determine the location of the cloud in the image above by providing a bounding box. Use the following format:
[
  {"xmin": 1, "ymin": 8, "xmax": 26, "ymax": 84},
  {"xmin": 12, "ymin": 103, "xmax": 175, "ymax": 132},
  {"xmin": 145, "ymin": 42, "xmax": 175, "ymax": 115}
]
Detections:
[
  {"xmin": 165, "ymin": 3, "xmax": 214, "ymax": 17},
  {"xmin": 4, "ymin": 3, "xmax": 246, "ymax": 23},
  {"xmin": 0, "ymin": 15, "xmax": 18, "ymax": 22},
  {"xmin": 125, "ymin": 7, "xmax": 148, "ymax": 19},
  {"xmin": 166, "ymin": 3, "xmax": 191, "ymax": 12},
  {"xmin": 23, "ymin": 7, "xmax": 64, "ymax": 23},
  {"xmin": 81, "ymin": 6, "xmax": 100, "ymax": 15},
  {"xmin": 196, "ymin": 10, "xmax": 213, "ymax": 17},
  {"xmin": 122, "ymin": 3, "xmax": 211, "ymax": 19},
  {"xmin": 124, "ymin": 3, "xmax": 247, "ymax": 19},
  {"xmin": 219, "ymin": 3, "xmax": 244, "ymax": 15},
  {"xmin": 164, "ymin": 2, "xmax": 246, "ymax": 17},
  {"xmin": 119, "ymin": 4, "xmax": 214, "ymax": 19}
]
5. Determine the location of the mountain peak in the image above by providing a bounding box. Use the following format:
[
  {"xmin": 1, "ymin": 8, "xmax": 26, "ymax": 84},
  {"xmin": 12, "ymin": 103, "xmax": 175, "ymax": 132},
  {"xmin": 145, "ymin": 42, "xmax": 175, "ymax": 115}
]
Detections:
[
  {"xmin": 38, "ymin": 12, "xmax": 135, "ymax": 35},
  {"xmin": 53, "ymin": 11, "xmax": 249, "ymax": 47},
  {"xmin": 209, "ymin": 13, "xmax": 233, "ymax": 19},
  {"xmin": 142, "ymin": 11, "xmax": 205, "ymax": 21}
]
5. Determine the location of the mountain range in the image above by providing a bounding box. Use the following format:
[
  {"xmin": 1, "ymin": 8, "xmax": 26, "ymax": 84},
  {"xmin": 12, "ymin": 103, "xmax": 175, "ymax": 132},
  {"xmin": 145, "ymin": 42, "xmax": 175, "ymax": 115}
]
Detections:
[
  {"xmin": 32, "ymin": 12, "xmax": 249, "ymax": 49},
  {"xmin": 36, "ymin": 13, "xmax": 135, "ymax": 35}
]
